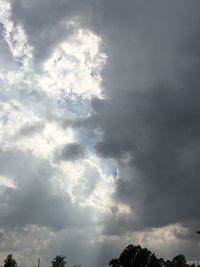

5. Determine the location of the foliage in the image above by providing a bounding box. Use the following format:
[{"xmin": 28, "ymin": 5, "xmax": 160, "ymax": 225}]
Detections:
[
  {"xmin": 109, "ymin": 244, "xmax": 193, "ymax": 267},
  {"xmin": 4, "ymin": 254, "xmax": 17, "ymax": 267},
  {"xmin": 172, "ymin": 255, "xmax": 186, "ymax": 267},
  {"xmin": 52, "ymin": 255, "xmax": 67, "ymax": 267},
  {"xmin": 109, "ymin": 259, "xmax": 120, "ymax": 267}
]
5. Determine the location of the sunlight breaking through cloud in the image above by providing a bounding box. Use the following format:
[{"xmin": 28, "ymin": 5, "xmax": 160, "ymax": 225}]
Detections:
[
  {"xmin": 0, "ymin": 3, "xmax": 118, "ymax": 264},
  {"xmin": 1, "ymin": 0, "xmax": 200, "ymax": 266},
  {"xmin": 39, "ymin": 28, "xmax": 107, "ymax": 99}
]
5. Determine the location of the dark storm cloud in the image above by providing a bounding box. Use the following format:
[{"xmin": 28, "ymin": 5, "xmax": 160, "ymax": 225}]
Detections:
[
  {"xmin": 5, "ymin": 0, "xmax": 200, "ymax": 263},
  {"xmin": 55, "ymin": 143, "xmax": 84, "ymax": 161},
  {"xmin": 26, "ymin": 0, "xmax": 200, "ymax": 240},
  {"xmin": 12, "ymin": 0, "xmax": 200, "ymax": 237},
  {"xmin": 87, "ymin": 1, "xmax": 200, "ymax": 237}
]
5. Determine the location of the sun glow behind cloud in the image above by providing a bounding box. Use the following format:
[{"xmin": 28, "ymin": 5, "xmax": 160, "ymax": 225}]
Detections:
[
  {"xmin": 1, "ymin": 0, "xmax": 200, "ymax": 266},
  {"xmin": 0, "ymin": 0, "xmax": 118, "ymax": 239},
  {"xmin": 39, "ymin": 28, "xmax": 107, "ymax": 99}
]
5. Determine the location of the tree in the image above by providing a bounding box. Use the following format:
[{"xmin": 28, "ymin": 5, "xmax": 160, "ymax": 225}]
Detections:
[
  {"xmin": 119, "ymin": 244, "xmax": 153, "ymax": 267},
  {"xmin": 4, "ymin": 254, "xmax": 17, "ymax": 267},
  {"xmin": 109, "ymin": 259, "xmax": 120, "ymax": 267},
  {"xmin": 164, "ymin": 260, "xmax": 172, "ymax": 267},
  {"xmin": 158, "ymin": 258, "xmax": 165, "ymax": 267},
  {"xmin": 52, "ymin": 255, "xmax": 67, "ymax": 267},
  {"xmin": 149, "ymin": 254, "xmax": 161, "ymax": 267},
  {"xmin": 109, "ymin": 244, "xmax": 188, "ymax": 267},
  {"xmin": 172, "ymin": 255, "xmax": 186, "ymax": 267}
]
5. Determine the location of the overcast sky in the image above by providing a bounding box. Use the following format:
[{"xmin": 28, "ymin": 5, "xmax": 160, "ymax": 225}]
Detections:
[{"xmin": 0, "ymin": 1, "xmax": 200, "ymax": 266}]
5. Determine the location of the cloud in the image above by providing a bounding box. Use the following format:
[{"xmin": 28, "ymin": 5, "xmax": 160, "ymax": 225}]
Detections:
[
  {"xmin": 56, "ymin": 143, "xmax": 84, "ymax": 162},
  {"xmin": 10, "ymin": 0, "xmax": 91, "ymax": 63},
  {"xmin": 0, "ymin": 149, "xmax": 95, "ymax": 230},
  {"xmin": 1, "ymin": 0, "xmax": 200, "ymax": 265},
  {"xmin": 82, "ymin": 0, "xmax": 200, "ymax": 242},
  {"xmin": 16, "ymin": 121, "xmax": 45, "ymax": 137}
]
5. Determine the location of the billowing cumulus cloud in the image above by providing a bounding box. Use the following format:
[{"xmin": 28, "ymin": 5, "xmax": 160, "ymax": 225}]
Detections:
[{"xmin": 1, "ymin": 0, "xmax": 200, "ymax": 266}]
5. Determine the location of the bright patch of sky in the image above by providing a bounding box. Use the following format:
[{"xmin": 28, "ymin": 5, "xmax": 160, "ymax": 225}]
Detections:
[
  {"xmin": 0, "ymin": 175, "xmax": 16, "ymax": 188},
  {"xmin": 0, "ymin": 0, "xmax": 117, "ymax": 218},
  {"xmin": 39, "ymin": 28, "xmax": 107, "ymax": 99},
  {"xmin": 0, "ymin": 0, "xmax": 33, "ymax": 69}
]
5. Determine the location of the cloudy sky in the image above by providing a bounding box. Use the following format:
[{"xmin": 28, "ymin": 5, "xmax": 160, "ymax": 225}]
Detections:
[{"xmin": 1, "ymin": 0, "xmax": 200, "ymax": 266}]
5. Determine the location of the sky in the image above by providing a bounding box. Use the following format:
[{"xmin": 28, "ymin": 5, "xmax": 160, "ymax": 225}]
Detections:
[{"xmin": 0, "ymin": 0, "xmax": 200, "ymax": 267}]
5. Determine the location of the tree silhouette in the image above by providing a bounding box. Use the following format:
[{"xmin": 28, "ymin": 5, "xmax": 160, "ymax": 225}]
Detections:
[
  {"xmin": 158, "ymin": 258, "xmax": 165, "ymax": 267},
  {"xmin": 172, "ymin": 255, "xmax": 186, "ymax": 267},
  {"xmin": 164, "ymin": 260, "xmax": 172, "ymax": 267},
  {"xmin": 109, "ymin": 244, "xmax": 165, "ymax": 267},
  {"xmin": 119, "ymin": 244, "xmax": 153, "ymax": 267},
  {"xmin": 109, "ymin": 244, "xmax": 191, "ymax": 267},
  {"xmin": 149, "ymin": 254, "xmax": 161, "ymax": 267},
  {"xmin": 52, "ymin": 255, "xmax": 67, "ymax": 267},
  {"xmin": 4, "ymin": 254, "xmax": 17, "ymax": 267},
  {"xmin": 109, "ymin": 259, "xmax": 120, "ymax": 267}
]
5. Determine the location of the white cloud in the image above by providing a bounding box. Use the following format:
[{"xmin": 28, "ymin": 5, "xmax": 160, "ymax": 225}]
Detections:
[
  {"xmin": 38, "ymin": 28, "xmax": 107, "ymax": 99},
  {"xmin": 0, "ymin": 175, "xmax": 16, "ymax": 188},
  {"xmin": 0, "ymin": 0, "xmax": 33, "ymax": 69},
  {"xmin": 0, "ymin": 3, "xmax": 118, "ymax": 266}
]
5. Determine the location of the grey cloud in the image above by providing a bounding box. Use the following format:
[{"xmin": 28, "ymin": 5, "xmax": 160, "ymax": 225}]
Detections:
[
  {"xmin": 56, "ymin": 143, "xmax": 84, "ymax": 162},
  {"xmin": 0, "ymin": 149, "xmax": 93, "ymax": 230},
  {"xmin": 0, "ymin": 230, "xmax": 22, "ymax": 252},
  {"xmin": 16, "ymin": 121, "xmax": 45, "ymax": 137},
  {"xmin": 10, "ymin": 0, "xmax": 90, "ymax": 63},
  {"xmin": 94, "ymin": 81, "xmax": 200, "ymax": 232},
  {"xmin": 14, "ymin": 0, "xmax": 200, "ymax": 244},
  {"xmin": 4, "ymin": 0, "xmax": 200, "ymax": 263},
  {"xmin": 0, "ymin": 23, "xmax": 4, "ymax": 39},
  {"xmin": 87, "ymin": 1, "xmax": 200, "ymax": 240},
  {"xmin": 44, "ymin": 0, "xmax": 200, "ymax": 243},
  {"xmin": 48, "ymin": 228, "xmax": 124, "ymax": 267}
]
